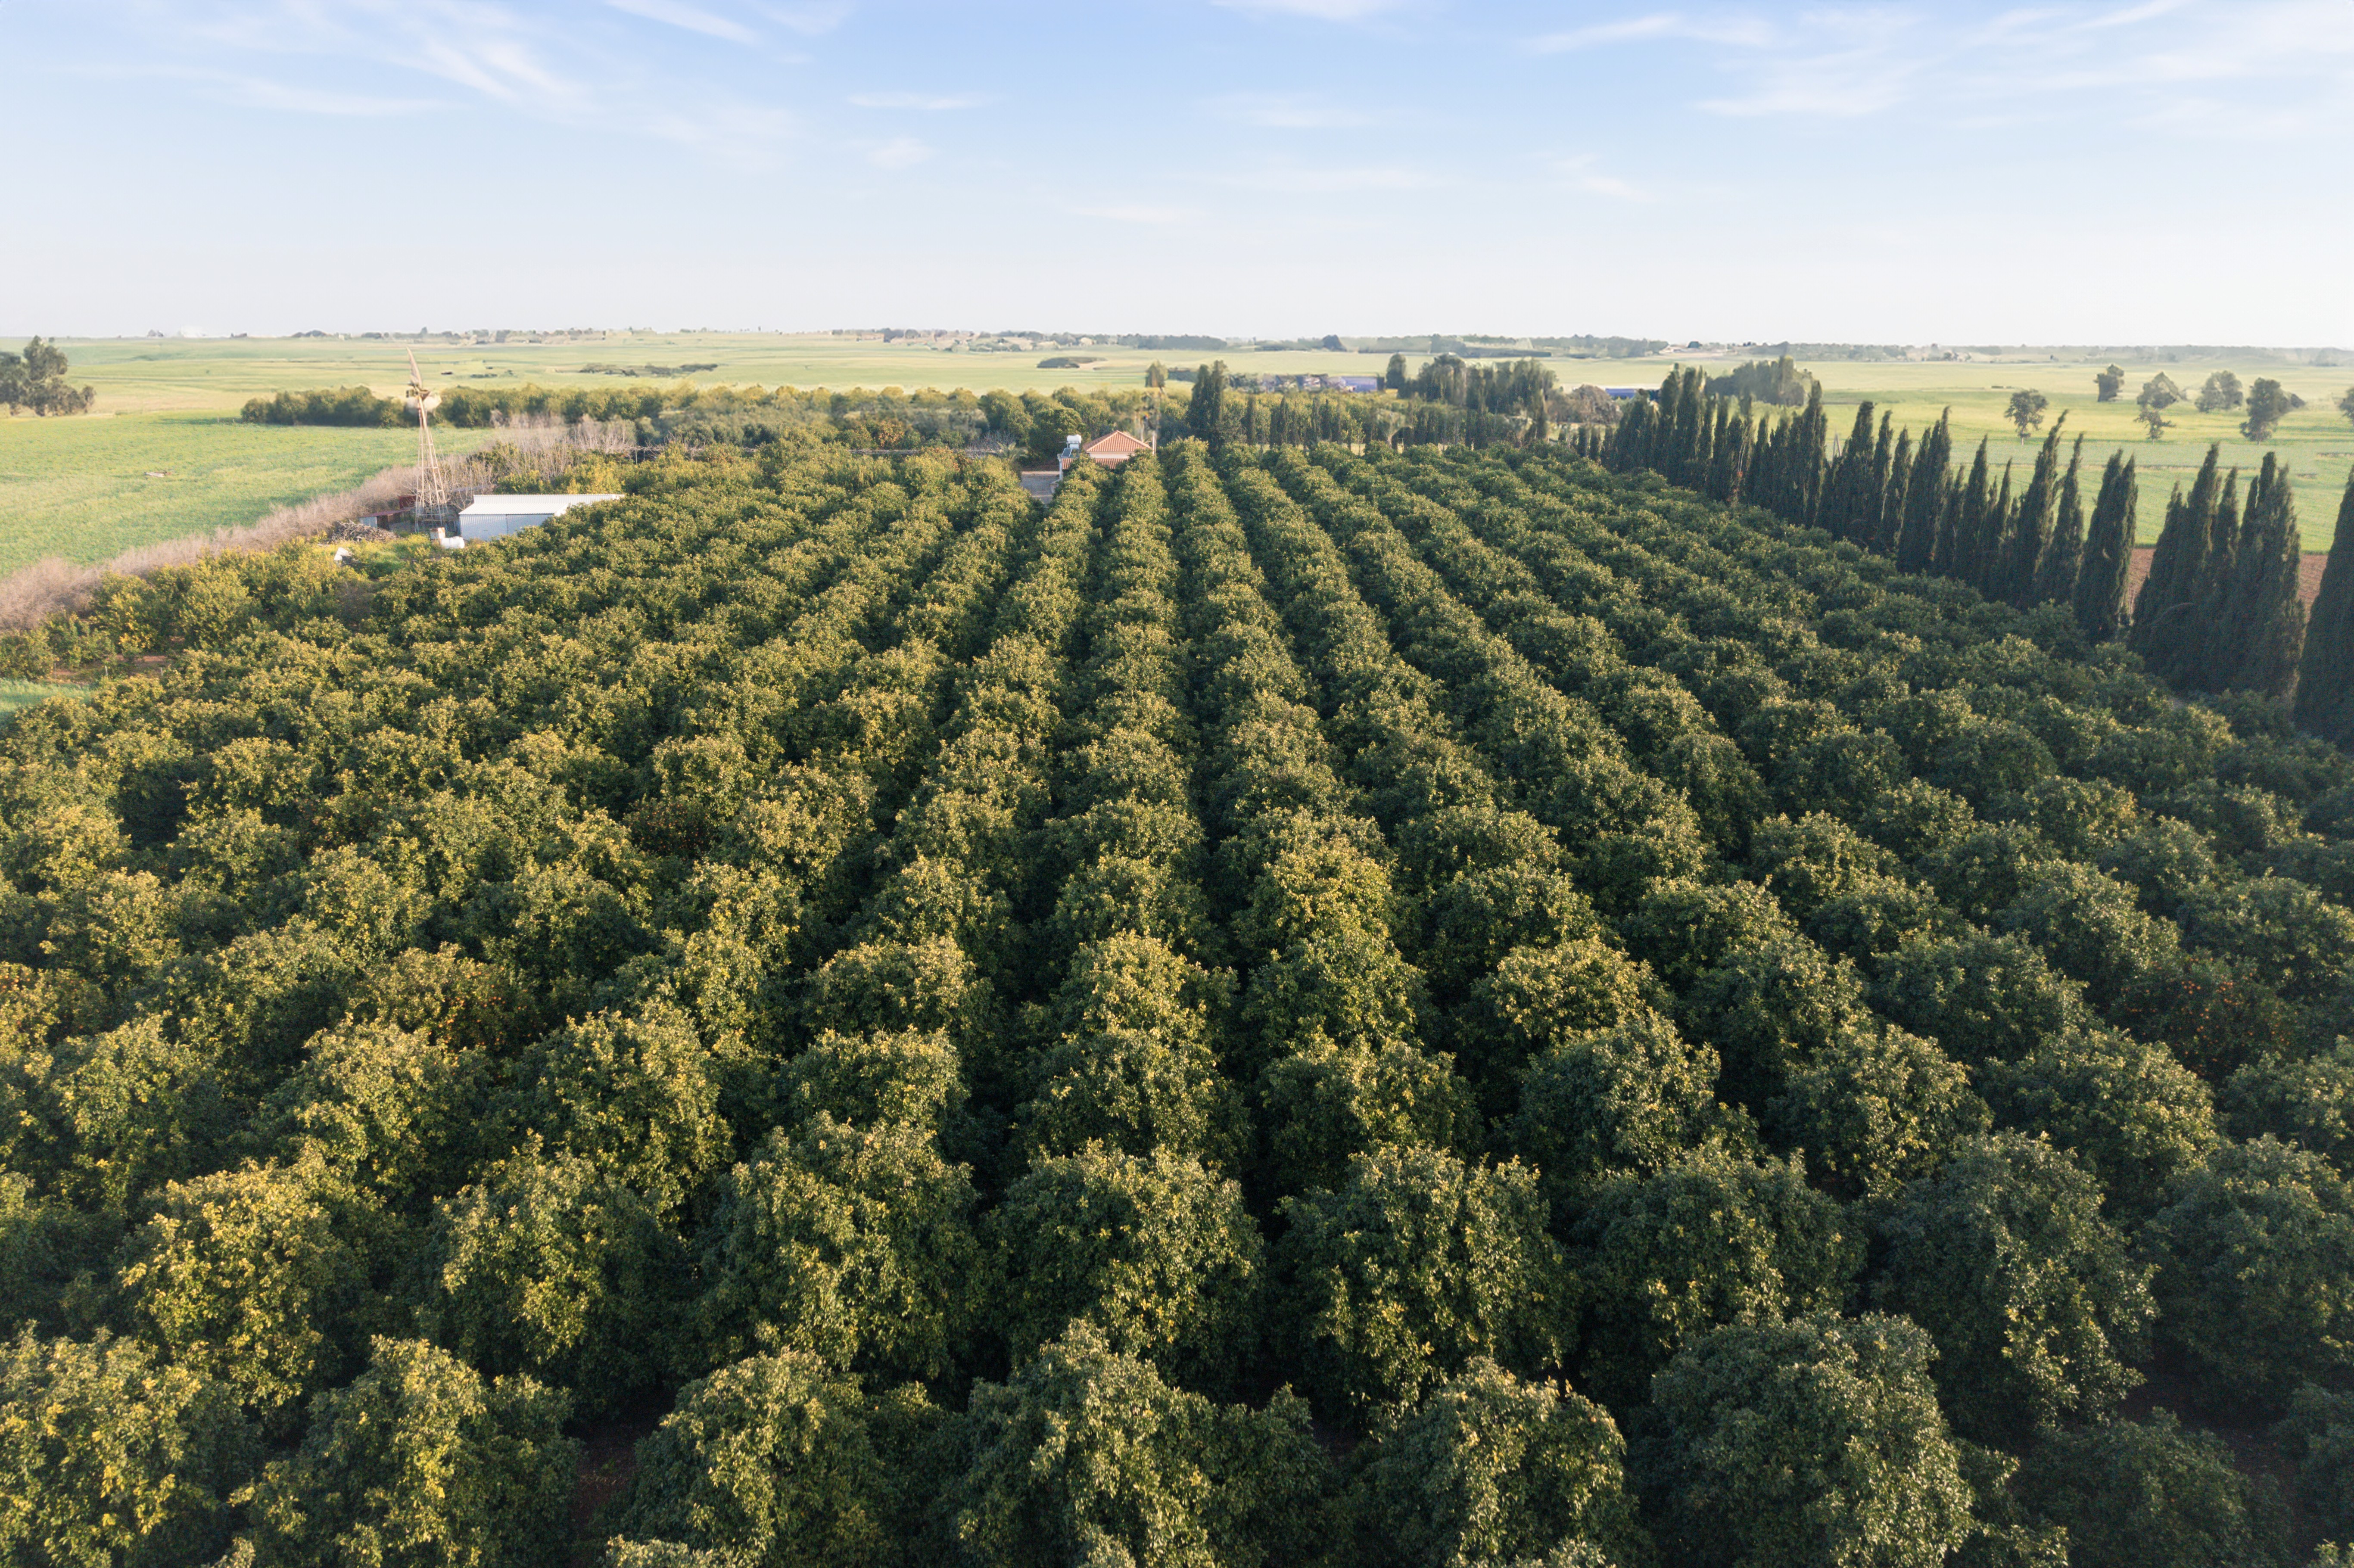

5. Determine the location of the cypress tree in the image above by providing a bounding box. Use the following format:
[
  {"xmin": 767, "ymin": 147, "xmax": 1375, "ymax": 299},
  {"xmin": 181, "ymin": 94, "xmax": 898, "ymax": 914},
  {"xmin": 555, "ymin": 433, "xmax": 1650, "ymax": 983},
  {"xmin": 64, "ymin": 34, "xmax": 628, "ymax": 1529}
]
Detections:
[
  {"xmin": 2073, "ymin": 451, "xmax": 2137, "ymax": 642},
  {"xmin": 2131, "ymin": 447, "xmax": 2223, "ymax": 679},
  {"xmin": 2186, "ymin": 469, "xmax": 2245, "ymax": 690},
  {"xmin": 1990, "ymin": 462, "xmax": 2017, "ymax": 598},
  {"xmin": 1896, "ymin": 410, "xmax": 1952, "ymax": 574},
  {"xmin": 2005, "ymin": 418, "xmax": 2068, "ymax": 606},
  {"xmin": 1822, "ymin": 402, "xmax": 1878, "ymax": 542},
  {"xmin": 1865, "ymin": 412, "xmax": 1896, "ymax": 553},
  {"xmin": 2294, "ymin": 470, "xmax": 2354, "ymax": 743},
  {"xmin": 2033, "ymin": 436, "xmax": 2088, "ymax": 607},
  {"xmin": 1879, "ymin": 427, "xmax": 1913, "ymax": 557},
  {"xmin": 1950, "ymin": 438, "xmax": 1993, "ymax": 582},
  {"xmin": 1193, "ymin": 361, "xmax": 1229, "ymax": 450},
  {"xmin": 2214, "ymin": 456, "xmax": 2306, "ymax": 697},
  {"xmin": 1791, "ymin": 381, "xmax": 1829, "ymax": 526}
]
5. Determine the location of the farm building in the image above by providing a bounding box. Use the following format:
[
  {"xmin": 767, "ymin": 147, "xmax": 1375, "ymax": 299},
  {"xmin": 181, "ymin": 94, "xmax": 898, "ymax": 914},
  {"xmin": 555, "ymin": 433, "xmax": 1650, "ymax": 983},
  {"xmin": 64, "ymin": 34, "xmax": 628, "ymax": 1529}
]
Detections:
[
  {"xmin": 1080, "ymin": 430, "xmax": 1152, "ymax": 466},
  {"xmin": 457, "ymin": 493, "xmax": 623, "ymax": 542}
]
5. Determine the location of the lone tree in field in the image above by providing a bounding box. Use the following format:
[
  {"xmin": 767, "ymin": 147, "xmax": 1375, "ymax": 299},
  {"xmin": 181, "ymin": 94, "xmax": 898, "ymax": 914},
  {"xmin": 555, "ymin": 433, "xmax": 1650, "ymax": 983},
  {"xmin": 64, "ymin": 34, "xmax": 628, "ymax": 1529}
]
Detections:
[
  {"xmin": 2242, "ymin": 378, "xmax": 2295, "ymax": 441},
  {"xmin": 2005, "ymin": 389, "xmax": 2050, "ymax": 439},
  {"xmin": 2138, "ymin": 373, "xmax": 2183, "ymax": 414},
  {"xmin": 2195, "ymin": 370, "xmax": 2245, "ymax": 414},
  {"xmin": 2095, "ymin": 365, "xmax": 2126, "ymax": 402},
  {"xmin": 2296, "ymin": 471, "xmax": 2354, "ymax": 744},
  {"xmin": 0, "ymin": 338, "xmax": 96, "ymax": 417},
  {"xmin": 2338, "ymin": 385, "xmax": 2354, "ymax": 427}
]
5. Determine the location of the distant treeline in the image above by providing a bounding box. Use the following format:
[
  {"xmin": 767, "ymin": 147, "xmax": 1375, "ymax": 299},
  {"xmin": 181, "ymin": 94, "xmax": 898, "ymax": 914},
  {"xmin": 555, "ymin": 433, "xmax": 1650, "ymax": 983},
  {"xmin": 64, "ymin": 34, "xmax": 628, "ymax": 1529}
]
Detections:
[{"xmin": 1579, "ymin": 366, "xmax": 2354, "ymax": 744}]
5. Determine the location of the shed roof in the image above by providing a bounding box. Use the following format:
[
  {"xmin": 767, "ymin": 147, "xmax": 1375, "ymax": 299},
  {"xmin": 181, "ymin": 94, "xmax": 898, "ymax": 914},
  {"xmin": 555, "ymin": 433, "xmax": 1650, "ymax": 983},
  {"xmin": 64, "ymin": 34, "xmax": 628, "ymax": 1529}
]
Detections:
[{"xmin": 459, "ymin": 494, "xmax": 624, "ymax": 515}]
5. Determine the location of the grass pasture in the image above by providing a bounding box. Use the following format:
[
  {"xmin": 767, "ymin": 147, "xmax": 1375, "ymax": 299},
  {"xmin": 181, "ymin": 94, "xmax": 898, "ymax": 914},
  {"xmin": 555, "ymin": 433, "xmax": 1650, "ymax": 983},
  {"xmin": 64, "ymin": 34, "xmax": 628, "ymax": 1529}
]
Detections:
[
  {"xmin": 0, "ymin": 679, "xmax": 90, "ymax": 720},
  {"xmin": 5, "ymin": 333, "xmax": 2350, "ymax": 567},
  {"xmin": 0, "ymin": 409, "xmax": 495, "ymax": 575}
]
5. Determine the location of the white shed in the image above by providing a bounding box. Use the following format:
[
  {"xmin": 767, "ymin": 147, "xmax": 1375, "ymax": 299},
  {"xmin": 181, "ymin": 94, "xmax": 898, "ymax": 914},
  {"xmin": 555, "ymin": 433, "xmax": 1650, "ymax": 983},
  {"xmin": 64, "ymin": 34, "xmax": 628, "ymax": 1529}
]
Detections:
[{"xmin": 456, "ymin": 493, "xmax": 624, "ymax": 541}]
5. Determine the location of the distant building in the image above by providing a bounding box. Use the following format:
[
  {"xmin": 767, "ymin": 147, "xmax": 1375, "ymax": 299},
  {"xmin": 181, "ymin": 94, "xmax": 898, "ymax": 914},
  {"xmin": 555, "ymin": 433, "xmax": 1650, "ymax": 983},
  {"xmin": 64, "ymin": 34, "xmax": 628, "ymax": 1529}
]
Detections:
[
  {"xmin": 1331, "ymin": 375, "xmax": 1381, "ymax": 394},
  {"xmin": 1079, "ymin": 430, "xmax": 1152, "ymax": 466},
  {"xmin": 456, "ymin": 493, "xmax": 623, "ymax": 542}
]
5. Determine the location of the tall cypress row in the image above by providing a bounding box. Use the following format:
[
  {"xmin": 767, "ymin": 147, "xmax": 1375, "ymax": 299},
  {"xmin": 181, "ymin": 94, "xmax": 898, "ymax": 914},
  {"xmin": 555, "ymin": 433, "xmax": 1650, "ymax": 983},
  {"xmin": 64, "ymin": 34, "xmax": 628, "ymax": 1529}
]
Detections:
[
  {"xmin": 1879, "ymin": 426, "xmax": 1913, "ymax": 557},
  {"xmin": 2295, "ymin": 471, "xmax": 2354, "ymax": 743},
  {"xmin": 2187, "ymin": 468, "xmax": 2246, "ymax": 689},
  {"xmin": 2034, "ymin": 435, "xmax": 2088, "ymax": 607},
  {"xmin": 1977, "ymin": 461, "xmax": 2016, "ymax": 598},
  {"xmin": 1896, "ymin": 410, "xmax": 1952, "ymax": 573},
  {"xmin": 2005, "ymin": 419, "xmax": 2068, "ymax": 606},
  {"xmin": 2214, "ymin": 456, "xmax": 2306, "ymax": 697},
  {"xmin": 1947, "ymin": 438, "xmax": 1991, "ymax": 580},
  {"xmin": 2073, "ymin": 451, "xmax": 2137, "ymax": 642},
  {"xmin": 1823, "ymin": 402, "xmax": 1877, "ymax": 542},
  {"xmin": 2131, "ymin": 447, "xmax": 2222, "ymax": 679}
]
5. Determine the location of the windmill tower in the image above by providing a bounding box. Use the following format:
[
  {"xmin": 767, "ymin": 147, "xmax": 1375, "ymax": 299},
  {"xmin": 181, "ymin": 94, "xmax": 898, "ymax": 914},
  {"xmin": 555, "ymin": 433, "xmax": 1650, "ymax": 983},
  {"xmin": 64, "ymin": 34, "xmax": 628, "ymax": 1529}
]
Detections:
[{"xmin": 405, "ymin": 348, "xmax": 453, "ymax": 519}]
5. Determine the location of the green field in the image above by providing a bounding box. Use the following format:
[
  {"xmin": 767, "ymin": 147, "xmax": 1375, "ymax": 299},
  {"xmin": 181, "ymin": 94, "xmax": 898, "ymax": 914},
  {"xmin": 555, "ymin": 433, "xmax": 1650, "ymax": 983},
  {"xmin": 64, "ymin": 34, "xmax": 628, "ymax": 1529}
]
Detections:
[
  {"xmin": 4, "ymin": 333, "xmax": 2349, "ymax": 565},
  {"xmin": 0, "ymin": 679, "xmax": 89, "ymax": 718},
  {"xmin": 0, "ymin": 410, "xmax": 502, "ymax": 575}
]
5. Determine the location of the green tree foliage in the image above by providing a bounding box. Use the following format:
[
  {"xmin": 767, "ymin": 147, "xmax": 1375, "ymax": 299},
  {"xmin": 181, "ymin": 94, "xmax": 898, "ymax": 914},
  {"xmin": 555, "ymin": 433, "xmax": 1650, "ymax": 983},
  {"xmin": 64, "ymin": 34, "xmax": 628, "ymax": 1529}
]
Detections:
[
  {"xmin": 2072, "ymin": 451, "xmax": 2138, "ymax": 642},
  {"xmin": 2199, "ymin": 454, "xmax": 2308, "ymax": 698},
  {"xmin": 1507, "ymin": 1011, "xmax": 1747, "ymax": 1207},
  {"xmin": 2295, "ymin": 471, "xmax": 2354, "ymax": 744},
  {"xmin": 2132, "ymin": 447, "xmax": 2225, "ymax": 683},
  {"xmin": 8, "ymin": 432, "xmax": 2354, "ymax": 1560},
  {"xmin": 697, "ymin": 1117, "xmax": 978, "ymax": 1383},
  {"xmin": 2094, "ymin": 364, "xmax": 2125, "ymax": 402},
  {"xmin": 1638, "ymin": 1313, "xmax": 1977, "ymax": 1568},
  {"xmin": 1571, "ymin": 1149, "xmax": 1860, "ymax": 1404},
  {"xmin": 986, "ymin": 1145, "xmax": 1262, "ymax": 1396},
  {"xmin": 604, "ymin": 1350, "xmax": 937, "ymax": 1568},
  {"xmin": 113, "ymin": 1154, "xmax": 365, "ymax": 1428},
  {"xmin": 2243, "ymin": 376, "xmax": 2297, "ymax": 440},
  {"xmin": 0, "ymin": 337, "xmax": 97, "ymax": 416},
  {"xmin": 2015, "ymin": 1412, "xmax": 2289, "ymax": 1568},
  {"xmin": 1342, "ymin": 1360, "xmax": 1648, "ymax": 1568},
  {"xmin": 1873, "ymin": 1133, "xmax": 2153, "ymax": 1440},
  {"xmin": 1275, "ymin": 1146, "xmax": 1567, "ymax": 1417},
  {"xmin": 245, "ymin": 1336, "xmax": 576, "ymax": 1568},
  {"xmin": 944, "ymin": 1325, "xmax": 1327, "ymax": 1568},
  {"xmin": 1704, "ymin": 356, "xmax": 1815, "ymax": 406},
  {"xmin": 418, "ymin": 1144, "xmax": 686, "ymax": 1415},
  {"xmin": 2196, "ymin": 369, "xmax": 2247, "ymax": 414},
  {"xmin": 1978, "ymin": 1027, "xmax": 2219, "ymax": 1218},
  {"xmin": 2142, "ymin": 1135, "xmax": 2354, "ymax": 1409},
  {"xmin": 0, "ymin": 1327, "xmax": 254, "ymax": 1568},
  {"xmin": 2005, "ymin": 389, "xmax": 2050, "ymax": 439},
  {"xmin": 2278, "ymin": 1383, "xmax": 2354, "ymax": 1546}
]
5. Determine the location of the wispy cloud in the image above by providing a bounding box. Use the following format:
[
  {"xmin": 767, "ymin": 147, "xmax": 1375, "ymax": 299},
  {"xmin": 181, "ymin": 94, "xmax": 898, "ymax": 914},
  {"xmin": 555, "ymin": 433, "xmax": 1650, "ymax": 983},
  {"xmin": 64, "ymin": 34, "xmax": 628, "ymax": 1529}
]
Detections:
[
  {"xmin": 1531, "ymin": 12, "xmax": 1776, "ymax": 53},
  {"xmin": 1074, "ymin": 202, "xmax": 1192, "ymax": 225},
  {"xmin": 1210, "ymin": 0, "xmax": 1412, "ymax": 21},
  {"xmin": 866, "ymin": 135, "xmax": 933, "ymax": 168},
  {"xmin": 1210, "ymin": 91, "xmax": 1375, "ymax": 128},
  {"xmin": 1551, "ymin": 154, "xmax": 1653, "ymax": 202},
  {"xmin": 750, "ymin": 1, "xmax": 853, "ymax": 34},
  {"xmin": 606, "ymin": 0, "xmax": 758, "ymax": 45},
  {"xmin": 218, "ymin": 74, "xmax": 442, "ymax": 115},
  {"xmin": 1210, "ymin": 162, "xmax": 1429, "ymax": 192},
  {"xmin": 850, "ymin": 90, "xmax": 986, "ymax": 110}
]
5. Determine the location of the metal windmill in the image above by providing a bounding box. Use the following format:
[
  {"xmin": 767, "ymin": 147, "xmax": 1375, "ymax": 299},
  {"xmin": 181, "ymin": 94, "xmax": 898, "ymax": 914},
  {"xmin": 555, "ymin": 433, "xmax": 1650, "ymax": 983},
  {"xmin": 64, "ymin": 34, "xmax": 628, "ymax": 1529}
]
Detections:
[{"xmin": 404, "ymin": 348, "xmax": 452, "ymax": 515}]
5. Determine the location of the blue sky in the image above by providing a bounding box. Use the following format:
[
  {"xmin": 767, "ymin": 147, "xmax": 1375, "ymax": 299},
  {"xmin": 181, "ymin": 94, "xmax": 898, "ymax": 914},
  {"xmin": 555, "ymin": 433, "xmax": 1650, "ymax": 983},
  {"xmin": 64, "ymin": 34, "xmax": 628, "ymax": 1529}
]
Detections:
[{"xmin": 6, "ymin": 0, "xmax": 2351, "ymax": 342}]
